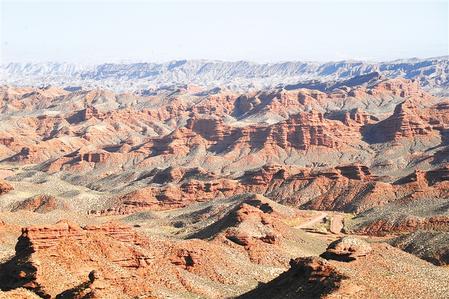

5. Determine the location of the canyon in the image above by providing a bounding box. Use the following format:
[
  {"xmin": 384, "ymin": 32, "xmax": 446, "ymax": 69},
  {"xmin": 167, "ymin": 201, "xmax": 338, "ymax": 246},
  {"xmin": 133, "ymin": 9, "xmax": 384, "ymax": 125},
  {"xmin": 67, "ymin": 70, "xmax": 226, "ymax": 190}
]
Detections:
[{"xmin": 0, "ymin": 67, "xmax": 449, "ymax": 298}]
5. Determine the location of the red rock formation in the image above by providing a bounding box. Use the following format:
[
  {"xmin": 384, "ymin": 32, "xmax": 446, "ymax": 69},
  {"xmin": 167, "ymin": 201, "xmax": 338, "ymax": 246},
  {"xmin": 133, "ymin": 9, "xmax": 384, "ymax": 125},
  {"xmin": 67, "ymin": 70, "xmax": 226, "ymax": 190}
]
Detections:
[
  {"xmin": 7, "ymin": 147, "xmax": 40, "ymax": 163},
  {"xmin": 151, "ymin": 166, "xmax": 186, "ymax": 184},
  {"xmin": 11, "ymin": 195, "xmax": 65, "ymax": 213},
  {"xmin": 355, "ymin": 215, "xmax": 449, "ymax": 236},
  {"xmin": 321, "ymin": 237, "xmax": 372, "ymax": 261},
  {"xmin": 425, "ymin": 165, "xmax": 449, "ymax": 186},
  {"xmin": 367, "ymin": 99, "xmax": 434, "ymax": 143},
  {"xmin": 186, "ymin": 116, "xmax": 227, "ymax": 142},
  {"xmin": 367, "ymin": 78, "xmax": 430, "ymax": 99},
  {"xmin": 99, "ymin": 178, "xmax": 242, "ymax": 215},
  {"xmin": 1, "ymin": 221, "xmax": 154, "ymax": 298},
  {"xmin": 67, "ymin": 106, "xmax": 102, "ymax": 123},
  {"xmin": 342, "ymin": 108, "xmax": 377, "ymax": 126},
  {"xmin": 0, "ymin": 180, "xmax": 13, "ymax": 195},
  {"xmin": 0, "ymin": 213, "xmax": 326, "ymax": 298},
  {"xmin": 0, "ymin": 137, "xmax": 14, "ymax": 146},
  {"xmin": 336, "ymin": 164, "xmax": 371, "ymax": 181},
  {"xmin": 239, "ymin": 256, "xmax": 345, "ymax": 299},
  {"xmin": 80, "ymin": 151, "xmax": 110, "ymax": 163},
  {"xmin": 395, "ymin": 166, "xmax": 449, "ymax": 188},
  {"xmin": 17, "ymin": 220, "xmax": 85, "ymax": 251},
  {"xmin": 277, "ymin": 111, "xmax": 336, "ymax": 150},
  {"xmin": 84, "ymin": 222, "xmax": 145, "ymax": 246}
]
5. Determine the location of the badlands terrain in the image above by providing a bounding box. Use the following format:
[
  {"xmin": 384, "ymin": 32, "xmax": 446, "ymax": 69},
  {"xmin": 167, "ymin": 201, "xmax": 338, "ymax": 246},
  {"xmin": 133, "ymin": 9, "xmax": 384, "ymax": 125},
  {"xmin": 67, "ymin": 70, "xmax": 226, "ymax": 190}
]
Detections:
[{"xmin": 0, "ymin": 59, "xmax": 449, "ymax": 298}]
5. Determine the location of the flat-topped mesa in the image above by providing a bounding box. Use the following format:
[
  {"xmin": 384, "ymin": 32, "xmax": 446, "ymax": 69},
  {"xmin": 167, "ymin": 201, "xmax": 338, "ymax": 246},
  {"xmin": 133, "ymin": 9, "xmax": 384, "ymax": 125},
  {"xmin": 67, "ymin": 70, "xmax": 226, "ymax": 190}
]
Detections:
[
  {"xmin": 252, "ymin": 111, "xmax": 341, "ymax": 151},
  {"xmin": 79, "ymin": 150, "xmax": 110, "ymax": 163},
  {"xmin": 16, "ymin": 221, "xmax": 140, "ymax": 254},
  {"xmin": 16, "ymin": 220, "xmax": 84, "ymax": 253},
  {"xmin": 84, "ymin": 222, "xmax": 142, "ymax": 245},
  {"xmin": 367, "ymin": 78, "xmax": 429, "ymax": 98},
  {"xmin": 336, "ymin": 164, "xmax": 372, "ymax": 181}
]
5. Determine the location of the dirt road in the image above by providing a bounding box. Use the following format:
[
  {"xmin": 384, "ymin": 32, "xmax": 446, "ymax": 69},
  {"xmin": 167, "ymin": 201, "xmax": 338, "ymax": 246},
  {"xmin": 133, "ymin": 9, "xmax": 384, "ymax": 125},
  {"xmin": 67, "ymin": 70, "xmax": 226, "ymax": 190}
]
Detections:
[{"xmin": 295, "ymin": 211, "xmax": 328, "ymax": 229}]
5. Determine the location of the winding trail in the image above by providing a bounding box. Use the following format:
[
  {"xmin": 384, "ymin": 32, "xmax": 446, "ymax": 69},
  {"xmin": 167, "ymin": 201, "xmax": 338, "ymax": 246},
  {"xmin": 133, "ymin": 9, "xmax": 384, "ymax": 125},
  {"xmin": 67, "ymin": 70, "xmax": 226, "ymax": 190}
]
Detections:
[{"xmin": 295, "ymin": 211, "xmax": 328, "ymax": 229}]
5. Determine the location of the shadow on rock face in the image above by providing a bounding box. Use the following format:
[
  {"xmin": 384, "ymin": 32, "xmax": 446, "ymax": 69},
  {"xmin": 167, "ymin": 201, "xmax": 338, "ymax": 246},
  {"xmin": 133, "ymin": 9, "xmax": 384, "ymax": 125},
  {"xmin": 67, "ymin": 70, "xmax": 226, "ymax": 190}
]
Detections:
[
  {"xmin": 237, "ymin": 256, "xmax": 347, "ymax": 299},
  {"xmin": 320, "ymin": 236, "xmax": 372, "ymax": 263}
]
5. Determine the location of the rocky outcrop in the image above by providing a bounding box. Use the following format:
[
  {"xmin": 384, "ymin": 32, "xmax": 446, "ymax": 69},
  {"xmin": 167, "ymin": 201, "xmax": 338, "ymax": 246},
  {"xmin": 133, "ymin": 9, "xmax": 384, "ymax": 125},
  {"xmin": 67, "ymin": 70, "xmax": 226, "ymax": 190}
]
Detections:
[
  {"xmin": 16, "ymin": 220, "xmax": 85, "ymax": 252},
  {"xmin": 321, "ymin": 237, "xmax": 372, "ymax": 262},
  {"xmin": 396, "ymin": 166, "xmax": 449, "ymax": 188},
  {"xmin": 95, "ymin": 162, "xmax": 449, "ymax": 217},
  {"xmin": 268, "ymin": 111, "xmax": 338, "ymax": 150},
  {"xmin": 343, "ymin": 108, "xmax": 377, "ymax": 126},
  {"xmin": 67, "ymin": 106, "xmax": 102, "ymax": 123},
  {"xmin": 151, "ymin": 166, "xmax": 186, "ymax": 184},
  {"xmin": 84, "ymin": 222, "xmax": 145, "ymax": 246},
  {"xmin": 0, "ymin": 215, "xmax": 324, "ymax": 299},
  {"xmin": 355, "ymin": 215, "xmax": 449, "ymax": 236},
  {"xmin": 152, "ymin": 109, "xmax": 358, "ymax": 155},
  {"xmin": 0, "ymin": 221, "xmax": 152, "ymax": 298},
  {"xmin": 367, "ymin": 78, "xmax": 428, "ymax": 98},
  {"xmin": 11, "ymin": 195, "xmax": 66, "ymax": 213},
  {"xmin": 336, "ymin": 164, "xmax": 371, "ymax": 181},
  {"xmin": 0, "ymin": 137, "xmax": 14, "ymax": 146},
  {"xmin": 186, "ymin": 117, "xmax": 227, "ymax": 142},
  {"xmin": 13, "ymin": 221, "xmax": 144, "ymax": 254},
  {"xmin": 79, "ymin": 151, "xmax": 109, "ymax": 163},
  {"xmin": 425, "ymin": 166, "xmax": 449, "ymax": 186},
  {"xmin": 96, "ymin": 178, "xmax": 242, "ymax": 215},
  {"xmin": 0, "ymin": 180, "xmax": 13, "ymax": 195},
  {"xmin": 7, "ymin": 147, "xmax": 41, "ymax": 164},
  {"xmin": 54, "ymin": 270, "xmax": 111, "ymax": 299},
  {"xmin": 238, "ymin": 256, "xmax": 345, "ymax": 299},
  {"xmin": 189, "ymin": 195, "xmax": 318, "ymax": 267},
  {"xmin": 366, "ymin": 99, "xmax": 433, "ymax": 143},
  {"xmin": 240, "ymin": 164, "xmax": 291, "ymax": 188}
]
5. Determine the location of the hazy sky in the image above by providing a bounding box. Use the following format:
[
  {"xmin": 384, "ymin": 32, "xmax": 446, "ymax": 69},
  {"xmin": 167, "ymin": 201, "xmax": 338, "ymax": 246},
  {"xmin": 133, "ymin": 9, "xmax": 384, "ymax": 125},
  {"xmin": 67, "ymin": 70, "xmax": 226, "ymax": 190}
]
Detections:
[{"xmin": 1, "ymin": 0, "xmax": 448, "ymax": 63}]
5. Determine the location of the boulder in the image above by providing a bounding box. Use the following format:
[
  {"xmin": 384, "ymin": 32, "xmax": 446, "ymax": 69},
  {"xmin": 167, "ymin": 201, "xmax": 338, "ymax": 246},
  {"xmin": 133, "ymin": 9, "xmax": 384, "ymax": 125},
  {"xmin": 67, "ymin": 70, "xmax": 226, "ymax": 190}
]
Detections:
[{"xmin": 321, "ymin": 236, "xmax": 372, "ymax": 261}]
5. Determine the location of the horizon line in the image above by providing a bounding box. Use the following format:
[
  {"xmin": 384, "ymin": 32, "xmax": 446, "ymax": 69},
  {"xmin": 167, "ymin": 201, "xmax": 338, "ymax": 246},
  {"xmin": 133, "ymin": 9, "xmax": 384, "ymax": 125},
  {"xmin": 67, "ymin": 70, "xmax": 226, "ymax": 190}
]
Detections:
[{"xmin": 2, "ymin": 55, "xmax": 449, "ymax": 66}]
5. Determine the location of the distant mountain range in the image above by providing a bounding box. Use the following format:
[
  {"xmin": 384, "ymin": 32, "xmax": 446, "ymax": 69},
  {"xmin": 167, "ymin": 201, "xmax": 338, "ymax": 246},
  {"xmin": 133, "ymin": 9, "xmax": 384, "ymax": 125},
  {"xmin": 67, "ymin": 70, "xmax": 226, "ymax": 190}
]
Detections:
[{"xmin": 1, "ymin": 57, "xmax": 448, "ymax": 93}]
